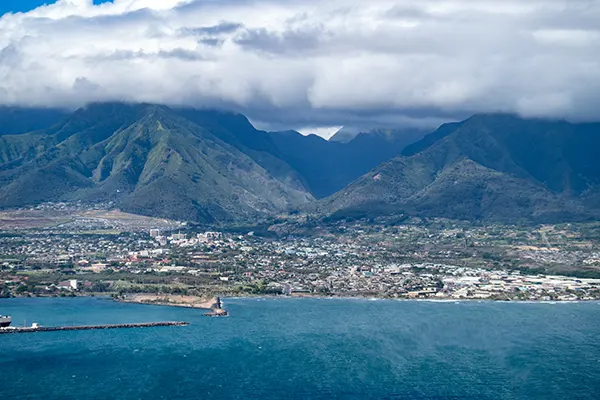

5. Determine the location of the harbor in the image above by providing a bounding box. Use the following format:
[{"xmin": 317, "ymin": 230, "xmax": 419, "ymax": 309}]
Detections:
[
  {"xmin": 0, "ymin": 321, "xmax": 189, "ymax": 334},
  {"xmin": 0, "ymin": 296, "xmax": 228, "ymax": 334}
]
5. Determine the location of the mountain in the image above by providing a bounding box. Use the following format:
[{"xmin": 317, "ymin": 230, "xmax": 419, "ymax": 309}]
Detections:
[
  {"xmin": 172, "ymin": 108, "xmax": 308, "ymax": 194},
  {"xmin": 14, "ymin": 103, "xmax": 598, "ymax": 225},
  {"xmin": 330, "ymin": 126, "xmax": 426, "ymax": 145},
  {"xmin": 265, "ymin": 128, "xmax": 426, "ymax": 198},
  {"xmin": 0, "ymin": 102, "xmax": 426, "ymax": 222},
  {"xmin": 174, "ymin": 109, "xmax": 425, "ymax": 198},
  {"xmin": 319, "ymin": 114, "xmax": 600, "ymax": 223},
  {"xmin": 0, "ymin": 103, "xmax": 312, "ymax": 223},
  {"xmin": 0, "ymin": 106, "xmax": 69, "ymax": 135}
]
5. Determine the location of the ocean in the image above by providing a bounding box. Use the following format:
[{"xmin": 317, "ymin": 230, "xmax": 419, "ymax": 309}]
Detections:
[{"xmin": 1, "ymin": 297, "xmax": 599, "ymax": 399}]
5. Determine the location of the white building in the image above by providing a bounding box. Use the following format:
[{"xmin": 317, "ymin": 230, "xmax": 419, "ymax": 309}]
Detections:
[{"xmin": 150, "ymin": 229, "xmax": 161, "ymax": 238}]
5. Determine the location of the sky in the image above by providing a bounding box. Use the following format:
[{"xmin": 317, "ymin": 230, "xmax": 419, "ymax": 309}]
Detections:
[
  {"xmin": 0, "ymin": 1, "xmax": 50, "ymax": 15},
  {"xmin": 0, "ymin": 1, "xmax": 112, "ymax": 15},
  {"xmin": 0, "ymin": 0, "xmax": 599, "ymax": 133}
]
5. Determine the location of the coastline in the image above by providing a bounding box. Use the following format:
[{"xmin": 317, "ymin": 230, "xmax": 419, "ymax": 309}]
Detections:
[
  {"xmin": 2, "ymin": 292, "xmax": 597, "ymax": 305},
  {"xmin": 203, "ymin": 292, "xmax": 599, "ymax": 304},
  {"xmin": 222, "ymin": 294, "xmax": 600, "ymax": 306}
]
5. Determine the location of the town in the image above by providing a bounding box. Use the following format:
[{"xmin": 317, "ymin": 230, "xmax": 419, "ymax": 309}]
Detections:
[{"xmin": 1, "ymin": 203, "xmax": 600, "ymax": 302}]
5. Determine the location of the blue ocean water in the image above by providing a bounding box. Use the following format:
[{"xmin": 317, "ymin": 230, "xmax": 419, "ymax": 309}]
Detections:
[{"xmin": 1, "ymin": 297, "xmax": 599, "ymax": 400}]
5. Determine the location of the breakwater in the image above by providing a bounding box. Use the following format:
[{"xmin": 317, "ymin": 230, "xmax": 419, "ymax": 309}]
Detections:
[
  {"xmin": 204, "ymin": 309, "xmax": 229, "ymax": 317},
  {"xmin": 0, "ymin": 321, "xmax": 189, "ymax": 334}
]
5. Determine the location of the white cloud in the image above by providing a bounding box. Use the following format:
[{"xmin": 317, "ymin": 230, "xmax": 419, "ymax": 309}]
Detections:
[
  {"xmin": 297, "ymin": 126, "xmax": 342, "ymax": 140},
  {"xmin": 0, "ymin": 0, "xmax": 599, "ymax": 130}
]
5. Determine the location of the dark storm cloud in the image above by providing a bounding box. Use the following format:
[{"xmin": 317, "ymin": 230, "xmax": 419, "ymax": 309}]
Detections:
[
  {"xmin": 234, "ymin": 27, "xmax": 323, "ymax": 55},
  {"xmin": 184, "ymin": 22, "xmax": 243, "ymax": 36},
  {"xmin": 77, "ymin": 48, "xmax": 208, "ymax": 62}
]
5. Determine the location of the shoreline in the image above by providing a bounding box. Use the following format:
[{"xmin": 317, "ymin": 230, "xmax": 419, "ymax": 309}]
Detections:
[
  {"xmin": 1, "ymin": 292, "xmax": 598, "ymax": 305},
  {"xmin": 224, "ymin": 293, "xmax": 599, "ymax": 304}
]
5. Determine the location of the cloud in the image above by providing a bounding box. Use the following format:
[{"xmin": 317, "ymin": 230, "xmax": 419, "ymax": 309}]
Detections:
[{"xmin": 0, "ymin": 0, "xmax": 599, "ymax": 131}]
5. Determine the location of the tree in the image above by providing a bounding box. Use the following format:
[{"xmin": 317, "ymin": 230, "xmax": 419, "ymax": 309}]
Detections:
[{"xmin": 15, "ymin": 285, "xmax": 29, "ymax": 295}]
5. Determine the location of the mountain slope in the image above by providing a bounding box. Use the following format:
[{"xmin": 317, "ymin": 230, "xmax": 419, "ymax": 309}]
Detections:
[
  {"xmin": 320, "ymin": 114, "xmax": 600, "ymax": 222},
  {"xmin": 0, "ymin": 103, "xmax": 312, "ymax": 223},
  {"xmin": 174, "ymin": 108, "xmax": 425, "ymax": 198},
  {"xmin": 173, "ymin": 108, "xmax": 309, "ymax": 193}
]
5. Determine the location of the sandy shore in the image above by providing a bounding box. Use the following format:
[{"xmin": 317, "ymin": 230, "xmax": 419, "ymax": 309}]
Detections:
[{"xmin": 119, "ymin": 294, "xmax": 218, "ymax": 309}]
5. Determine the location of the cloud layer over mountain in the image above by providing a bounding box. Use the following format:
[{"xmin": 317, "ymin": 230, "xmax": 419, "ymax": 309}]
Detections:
[{"xmin": 1, "ymin": 0, "xmax": 599, "ymax": 128}]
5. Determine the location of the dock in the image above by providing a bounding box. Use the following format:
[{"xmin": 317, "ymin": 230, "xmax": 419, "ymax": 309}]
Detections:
[{"xmin": 0, "ymin": 321, "xmax": 189, "ymax": 334}]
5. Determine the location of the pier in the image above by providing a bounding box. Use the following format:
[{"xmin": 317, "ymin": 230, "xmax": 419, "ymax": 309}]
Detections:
[{"xmin": 0, "ymin": 321, "xmax": 189, "ymax": 334}]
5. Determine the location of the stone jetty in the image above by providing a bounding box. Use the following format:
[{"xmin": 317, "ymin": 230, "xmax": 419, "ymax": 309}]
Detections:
[{"xmin": 0, "ymin": 321, "xmax": 189, "ymax": 334}]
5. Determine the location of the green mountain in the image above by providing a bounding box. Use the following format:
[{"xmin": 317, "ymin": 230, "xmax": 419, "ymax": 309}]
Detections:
[
  {"xmin": 174, "ymin": 109, "xmax": 425, "ymax": 198},
  {"xmin": 6, "ymin": 104, "xmax": 597, "ymax": 225},
  {"xmin": 0, "ymin": 103, "xmax": 312, "ymax": 223},
  {"xmin": 173, "ymin": 108, "xmax": 309, "ymax": 194},
  {"xmin": 0, "ymin": 103, "xmax": 425, "ymax": 222},
  {"xmin": 319, "ymin": 114, "xmax": 600, "ymax": 223}
]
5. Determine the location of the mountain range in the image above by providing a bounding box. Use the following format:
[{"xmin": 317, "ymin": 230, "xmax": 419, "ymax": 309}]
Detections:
[
  {"xmin": 1, "ymin": 103, "xmax": 600, "ymax": 224},
  {"xmin": 0, "ymin": 103, "xmax": 423, "ymax": 223}
]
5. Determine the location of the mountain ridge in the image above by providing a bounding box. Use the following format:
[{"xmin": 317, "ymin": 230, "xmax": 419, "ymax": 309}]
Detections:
[
  {"xmin": 318, "ymin": 114, "xmax": 600, "ymax": 223},
  {"xmin": 3, "ymin": 104, "xmax": 600, "ymax": 224}
]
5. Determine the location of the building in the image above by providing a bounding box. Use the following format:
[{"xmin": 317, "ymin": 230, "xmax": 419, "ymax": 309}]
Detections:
[
  {"xmin": 407, "ymin": 287, "xmax": 438, "ymax": 298},
  {"xmin": 57, "ymin": 279, "xmax": 78, "ymax": 291},
  {"xmin": 150, "ymin": 229, "xmax": 161, "ymax": 238},
  {"xmin": 80, "ymin": 263, "xmax": 107, "ymax": 273}
]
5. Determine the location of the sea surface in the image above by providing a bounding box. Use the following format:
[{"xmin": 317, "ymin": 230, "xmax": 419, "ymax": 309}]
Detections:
[{"xmin": 1, "ymin": 297, "xmax": 599, "ymax": 400}]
